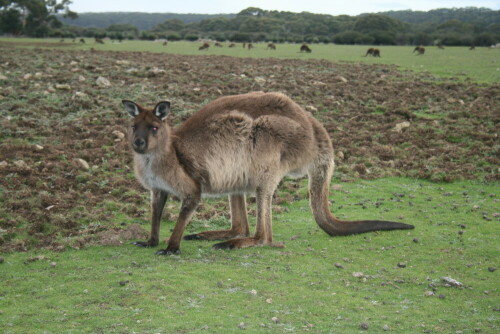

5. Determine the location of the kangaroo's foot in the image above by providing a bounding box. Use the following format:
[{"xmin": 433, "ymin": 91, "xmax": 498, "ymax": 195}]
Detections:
[
  {"xmin": 132, "ymin": 239, "xmax": 158, "ymax": 248},
  {"xmin": 212, "ymin": 238, "xmax": 284, "ymax": 250},
  {"xmin": 184, "ymin": 229, "xmax": 250, "ymax": 241}
]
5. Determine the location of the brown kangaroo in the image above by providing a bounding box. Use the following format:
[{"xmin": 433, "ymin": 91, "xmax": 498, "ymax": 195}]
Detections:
[
  {"xmin": 365, "ymin": 48, "xmax": 380, "ymax": 57},
  {"xmin": 300, "ymin": 44, "xmax": 312, "ymax": 53},
  {"xmin": 413, "ymin": 46, "xmax": 425, "ymax": 55},
  {"xmin": 122, "ymin": 92, "xmax": 414, "ymax": 255}
]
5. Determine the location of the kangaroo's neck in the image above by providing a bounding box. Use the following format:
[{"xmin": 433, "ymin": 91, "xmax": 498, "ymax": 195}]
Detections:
[{"xmin": 133, "ymin": 139, "xmax": 198, "ymax": 198}]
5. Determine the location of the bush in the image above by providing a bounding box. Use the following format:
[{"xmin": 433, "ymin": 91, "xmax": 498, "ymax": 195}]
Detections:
[{"xmin": 473, "ymin": 33, "xmax": 497, "ymax": 46}]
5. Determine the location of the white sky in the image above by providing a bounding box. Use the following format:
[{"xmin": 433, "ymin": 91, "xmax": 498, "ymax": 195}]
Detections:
[{"xmin": 69, "ymin": 0, "xmax": 499, "ymax": 15}]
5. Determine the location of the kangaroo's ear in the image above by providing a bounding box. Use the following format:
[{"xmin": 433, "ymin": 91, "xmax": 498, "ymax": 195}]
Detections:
[
  {"xmin": 122, "ymin": 100, "xmax": 141, "ymax": 117},
  {"xmin": 154, "ymin": 101, "xmax": 170, "ymax": 121}
]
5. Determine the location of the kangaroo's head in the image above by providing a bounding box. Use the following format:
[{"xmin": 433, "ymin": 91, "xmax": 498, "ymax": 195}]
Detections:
[{"xmin": 122, "ymin": 100, "xmax": 170, "ymax": 154}]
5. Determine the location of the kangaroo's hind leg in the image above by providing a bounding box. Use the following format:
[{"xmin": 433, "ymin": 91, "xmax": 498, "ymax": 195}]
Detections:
[{"xmin": 184, "ymin": 194, "xmax": 250, "ymax": 241}]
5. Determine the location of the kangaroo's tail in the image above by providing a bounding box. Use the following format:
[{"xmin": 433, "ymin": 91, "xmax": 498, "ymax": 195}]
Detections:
[{"xmin": 307, "ymin": 125, "xmax": 414, "ymax": 235}]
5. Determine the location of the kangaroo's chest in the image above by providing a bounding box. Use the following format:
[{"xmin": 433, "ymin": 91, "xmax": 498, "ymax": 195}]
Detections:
[{"xmin": 135, "ymin": 155, "xmax": 178, "ymax": 196}]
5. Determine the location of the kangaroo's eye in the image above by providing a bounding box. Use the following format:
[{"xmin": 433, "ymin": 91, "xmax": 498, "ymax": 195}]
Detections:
[
  {"xmin": 131, "ymin": 125, "xmax": 136, "ymax": 130},
  {"xmin": 152, "ymin": 127, "xmax": 158, "ymax": 132}
]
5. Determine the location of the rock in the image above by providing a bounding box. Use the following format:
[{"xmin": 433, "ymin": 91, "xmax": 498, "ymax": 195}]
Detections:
[
  {"xmin": 0, "ymin": 257, "xmax": 4, "ymax": 264},
  {"xmin": 250, "ymin": 289, "xmax": 257, "ymax": 295},
  {"xmin": 353, "ymin": 272, "xmax": 364, "ymax": 278},
  {"xmin": 383, "ymin": 324, "xmax": 390, "ymax": 331},
  {"xmin": 336, "ymin": 151, "xmax": 345, "ymax": 160},
  {"xmin": 116, "ymin": 60, "xmax": 131, "ymax": 65},
  {"xmin": 34, "ymin": 144, "xmax": 44, "ymax": 151},
  {"xmin": 55, "ymin": 84, "xmax": 71, "ymax": 90},
  {"xmin": 424, "ymin": 290, "xmax": 435, "ymax": 297},
  {"xmin": 78, "ymin": 75, "xmax": 86, "ymax": 82},
  {"xmin": 336, "ymin": 76, "xmax": 348, "ymax": 83},
  {"xmin": 254, "ymin": 76, "xmax": 266, "ymax": 85},
  {"xmin": 23, "ymin": 73, "xmax": 32, "ymax": 80},
  {"xmin": 73, "ymin": 91, "xmax": 87, "ymax": 99},
  {"xmin": 112, "ymin": 130, "xmax": 125, "ymax": 140},
  {"xmin": 0, "ymin": 73, "xmax": 8, "ymax": 80},
  {"xmin": 76, "ymin": 158, "xmax": 90, "ymax": 170},
  {"xmin": 334, "ymin": 263, "xmax": 344, "ymax": 269},
  {"xmin": 306, "ymin": 105, "xmax": 318, "ymax": 113},
  {"xmin": 0, "ymin": 161, "xmax": 8, "ymax": 168},
  {"xmin": 50, "ymin": 262, "xmax": 57, "ymax": 267},
  {"xmin": 442, "ymin": 276, "xmax": 463, "ymax": 287},
  {"xmin": 271, "ymin": 317, "xmax": 279, "ymax": 323},
  {"xmin": 413, "ymin": 238, "xmax": 419, "ymax": 243},
  {"xmin": 397, "ymin": 262, "xmax": 407, "ymax": 268},
  {"xmin": 487, "ymin": 267, "xmax": 496, "ymax": 272},
  {"xmin": 238, "ymin": 322, "xmax": 246, "ymax": 330},
  {"xmin": 14, "ymin": 160, "xmax": 28, "ymax": 169},
  {"xmin": 393, "ymin": 121, "xmax": 410, "ymax": 133},
  {"xmin": 360, "ymin": 322, "xmax": 369, "ymax": 330},
  {"xmin": 96, "ymin": 76, "xmax": 111, "ymax": 87},
  {"xmin": 148, "ymin": 67, "xmax": 166, "ymax": 76},
  {"xmin": 265, "ymin": 298, "xmax": 273, "ymax": 304},
  {"xmin": 119, "ymin": 280, "xmax": 129, "ymax": 286}
]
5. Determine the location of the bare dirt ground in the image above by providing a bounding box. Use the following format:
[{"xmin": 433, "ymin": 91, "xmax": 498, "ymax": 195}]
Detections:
[{"xmin": 0, "ymin": 47, "xmax": 498, "ymax": 251}]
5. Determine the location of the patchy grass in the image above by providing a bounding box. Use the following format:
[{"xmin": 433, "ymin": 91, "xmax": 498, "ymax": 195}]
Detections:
[
  {"xmin": 1, "ymin": 178, "xmax": 498, "ymax": 333},
  {"xmin": 1, "ymin": 38, "xmax": 499, "ymax": 83}
]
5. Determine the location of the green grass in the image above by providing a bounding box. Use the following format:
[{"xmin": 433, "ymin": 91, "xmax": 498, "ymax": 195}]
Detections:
[
  {"xmin": 1, "ymin": 178, "xmax": 498, "ymax": 333},
  {"xmin": 1, "ymin": 38, "xmax": 499, "ymax": 83}
]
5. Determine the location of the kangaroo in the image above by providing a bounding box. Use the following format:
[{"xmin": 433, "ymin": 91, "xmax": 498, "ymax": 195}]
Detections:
[
  {"xmin": 413, "ymin": 46, "xmax": 425, "ymax": 55},
  {"xmin": 267, "ymin": 43, "xmax": 276, "ymax": 50},
  {"xmin": 122, "ymin": 92, "xmax": 414, "ymax": 255},
  {"xmin": 300, "ymin": 44, "xmax": 312, "ymax": 53},
  {"xmin": 365, "ymin": 48, "xmax": 380, "ymax": 57}
]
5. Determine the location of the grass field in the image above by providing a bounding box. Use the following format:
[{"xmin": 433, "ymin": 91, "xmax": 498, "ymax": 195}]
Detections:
[
  {"xmin": 1, "ymin": 37, "xmax": 499, "ymax": 83},
  {"xmin": 1, "ymin": 178, "xmax": 498, "ymax": 333},
  {"xmin": 0, "ymin": 38, "xmax": 498, "ymax": 333}
]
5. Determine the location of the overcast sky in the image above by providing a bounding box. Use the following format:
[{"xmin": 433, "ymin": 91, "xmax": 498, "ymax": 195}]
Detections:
[{"xmin": 69, "ymin": 0, "xmax": 499, "ymax": 16}]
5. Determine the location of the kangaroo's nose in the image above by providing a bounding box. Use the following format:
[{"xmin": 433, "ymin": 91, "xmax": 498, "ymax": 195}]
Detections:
[{"xmin": 133, "ymin": 138, "xmax": 146, "ymax": 151}]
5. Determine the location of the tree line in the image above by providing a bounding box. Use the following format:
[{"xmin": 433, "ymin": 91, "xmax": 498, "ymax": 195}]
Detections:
[{"xmin": 1, "ymin": 3, "xmax": 499, "ymax": 46}]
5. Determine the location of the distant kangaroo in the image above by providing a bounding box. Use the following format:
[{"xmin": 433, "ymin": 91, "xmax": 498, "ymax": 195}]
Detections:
[
  {"xmin": 413, "ymin": 46, "xmax": 425, "ymax": 55},
  {"xmin": 300, "ymin": 44, "xmax": 312, "ymax": 53},
  {"xmin": 122, "ymin": 92, "xmax": 414, "ymax": 255},
  {"xmin": 365, "ymin": 48, "xmax": 380, "ymax": 57}
]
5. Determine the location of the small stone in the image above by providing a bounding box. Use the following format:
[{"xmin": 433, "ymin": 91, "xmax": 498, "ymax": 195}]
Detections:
[
  {"xmin": 353, "ymin": 272, "xmax": 364, "ymax": 278},
  {"xmin": 73, "ymin": 91, "xmax": 87, "ymax": 99},
  {"xmin": 393, "ymin": 121, "xmax": 410, "ymax": 133},
  {"xmin": 119, "ymin": 280, "xmax": 129, "ymax": 286},
  {"xmin": 0, "ymin": 257, "xmax": 4, "ymax": 264},
  {"xmin": 34, "ymin": 144, "xmax": 44, "ymax": 151},
  {"xmin": 112, "ymin": 130, "xmax": 125, "ymax": 140},
  {"xmin": 438, "ymin": 294, "xmax": 445, "ymax": 299},
  {"xmin": 487, "ymin": 267, "xmax": 496, "ymax": 272},
  {"xmin": 14, "ymin": 160, "xmax": 28, "ymax": 169},
  {"xmin": 336, "ymin": 75, "xmax": 348, "ymax": 83},
  {"xmin": 397, "ymin": 262, "xmax": 407, "ymax": 268},
  {"xmin": 458, "ymin": 230, "xmax": 464, "ymax": 235},
  {"xmin": 266, "ymin": 298, "xmax": 273, "ymax": 304},
  {"xmin": 78, "ymin": 75, "xmax": 86, "ymax": 82},
  {"xmin": 424, "ymin": 290, "xmax": 435, "ymax": 297},
  {"xmin": 55, "ymin": 83, "xmax": 71, "ymax": 90},
  {"xmin": 0, "ymin": 73, "xmax": 8, "ymax": 80},
  {"xmin": 334, "ymin": 263, "xmax": 344, "ymax": 269},
  {"xmin": 217, "ymin": 281, "xmax": 223, "ymax": 288},
  {"xmin": 76, "ymin": 158, "xmax": 90, "ymax": 170},
  {"xmin": 238, "ymin": 322, "xmax": 246, "ymax": 330},
  {"xmin": 383, "ymin": 324, "xmax": 390, "ymax": 331},
  {"xmin": 23, "ymin": 73, "xmax": 32, "ymax": 80},
  {"xmin": 271, "ymin": 317, "xmax": 279, "ymax": 323},
  {"xmin": 306, "ymin": 105, "xmax": 318, "ymax": 113},
  {"xmin": 50, "ymin": 262, "xmax": 57, "ymax": 267},
  {"xmin": 360, "ymin": 322, "xmax": 369, "ymax": 330},
  {"xmin": 442, "ymin": 276, "xmax": 463, "ymax": 287},
  {"xmin": 96, "ymin": 76, "xmax": 111, "ymax": 87},
  {"xmin": 250, "ymin": 289, "xmax": 257, "ymax": 295},
  {"xmin": 412, "ymin": 238, "xmax": 419, "ymax": 243},
  {"xmin": 0, "ymin": 161, "xmax": 8, "ymax": 168}
]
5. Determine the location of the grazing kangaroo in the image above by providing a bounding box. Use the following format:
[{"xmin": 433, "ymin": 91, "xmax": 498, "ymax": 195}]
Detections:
[
  {"xmin": 413, "ymin": 46, "xmax": 425, "ymax": 55},
  {"xmin": 365, "ymin": 48, "xmax": 380, "ymax": 57},
  {"xmin": 300, "ymin": 44, "xmax": 312, "ymax": 53},
  {"xmin": 122, "ymin": 92, "xmax": 414, "ymax": 255}
]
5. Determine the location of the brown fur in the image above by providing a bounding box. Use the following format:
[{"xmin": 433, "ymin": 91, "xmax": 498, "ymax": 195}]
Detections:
[
  {"xmin": 365, "ymin": 48, "xmax": 380, "ymax": 57},
  {"xmin": 300, "ymin": 44, "xmax": 311, "ymax": 53},
  {"xmin": 413, "ymin": 46, "xmax": 425, "ymax": 55},
  {"xmin": 199, "ymin": 42, "xmax": 209, "ymax": 50},
  {"xmin": 122, "ymin": 92, "xmax": 414, "ymax": 255},
  {"xmin": 267, "ymin": 43, "xmax": 276, "ymax": 50},
  {"xmin": 95, "ymin": 37, "xmax": 104, "ymax": 44}
]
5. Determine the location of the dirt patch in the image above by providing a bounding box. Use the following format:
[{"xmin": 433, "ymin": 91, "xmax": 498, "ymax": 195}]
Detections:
[{"xmin": 0, "ymin": 48, "xmax": 498, "ymax": 251}]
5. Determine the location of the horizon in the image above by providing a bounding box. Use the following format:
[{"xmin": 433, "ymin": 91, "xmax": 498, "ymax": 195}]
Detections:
[{"xmin": 68, "ymin": 1, "xmax": 499, "ymax": 16}]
